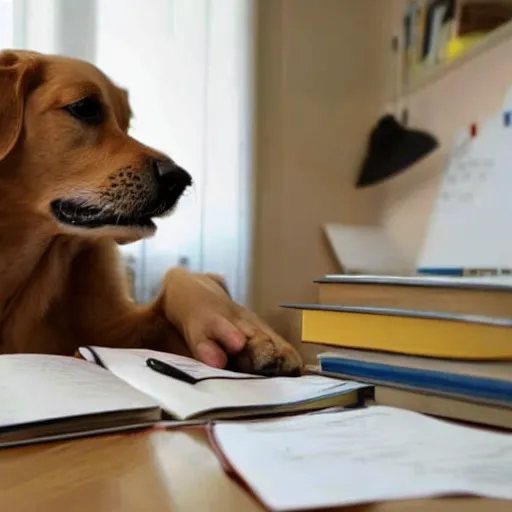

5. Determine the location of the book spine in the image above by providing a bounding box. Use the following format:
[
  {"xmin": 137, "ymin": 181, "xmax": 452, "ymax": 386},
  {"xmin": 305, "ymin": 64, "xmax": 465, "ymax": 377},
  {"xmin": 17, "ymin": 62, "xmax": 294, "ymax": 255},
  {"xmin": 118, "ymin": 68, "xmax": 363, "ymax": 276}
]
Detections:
[
  {"xmin": 319, "ymin": 358, "xmax": 512, "ymax": 404},
  {"xmin": 417, "ymin": 267, "xmax": 464, "ymax": 276}
]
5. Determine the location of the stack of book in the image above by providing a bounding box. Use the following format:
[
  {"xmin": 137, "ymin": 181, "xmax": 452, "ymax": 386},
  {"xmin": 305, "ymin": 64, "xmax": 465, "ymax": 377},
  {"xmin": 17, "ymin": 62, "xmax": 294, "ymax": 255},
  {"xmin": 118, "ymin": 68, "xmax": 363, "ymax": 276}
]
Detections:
[{"xmin": 282, "ymin": 274, "xmax": 512, "ymax": 429}]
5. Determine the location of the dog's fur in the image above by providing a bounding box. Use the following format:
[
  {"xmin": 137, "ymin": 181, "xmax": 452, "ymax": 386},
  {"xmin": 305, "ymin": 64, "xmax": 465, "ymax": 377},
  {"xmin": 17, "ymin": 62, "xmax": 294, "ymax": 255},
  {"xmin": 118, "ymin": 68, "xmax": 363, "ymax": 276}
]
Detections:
[{"xmin": 0, "ymin": 49, "xmax": 302, "ymax": 376}]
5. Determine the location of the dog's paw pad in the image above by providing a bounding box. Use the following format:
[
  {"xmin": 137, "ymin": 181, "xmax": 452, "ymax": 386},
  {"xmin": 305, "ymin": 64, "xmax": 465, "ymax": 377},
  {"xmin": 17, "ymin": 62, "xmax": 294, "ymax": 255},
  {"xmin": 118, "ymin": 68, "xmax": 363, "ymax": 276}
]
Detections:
[{"xmin": 234, "ymin": 334, "xmax": 303, "ymax": 377}]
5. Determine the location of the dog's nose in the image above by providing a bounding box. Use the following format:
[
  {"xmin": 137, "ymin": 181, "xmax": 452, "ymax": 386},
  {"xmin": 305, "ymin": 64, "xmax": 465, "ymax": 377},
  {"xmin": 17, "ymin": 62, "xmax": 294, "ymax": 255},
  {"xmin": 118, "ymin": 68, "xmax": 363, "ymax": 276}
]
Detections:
[{"xmin": 153, "ymin": 159, "xmax": 192, "ymax": 189}]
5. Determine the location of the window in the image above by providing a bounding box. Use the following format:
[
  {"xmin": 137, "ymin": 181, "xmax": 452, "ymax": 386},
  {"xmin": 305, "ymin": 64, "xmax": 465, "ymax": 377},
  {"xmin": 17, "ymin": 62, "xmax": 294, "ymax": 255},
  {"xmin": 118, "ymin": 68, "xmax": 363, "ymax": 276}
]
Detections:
[{"xmin": 0, "ymin": 0, "xmax": 13, "ymax": 48}]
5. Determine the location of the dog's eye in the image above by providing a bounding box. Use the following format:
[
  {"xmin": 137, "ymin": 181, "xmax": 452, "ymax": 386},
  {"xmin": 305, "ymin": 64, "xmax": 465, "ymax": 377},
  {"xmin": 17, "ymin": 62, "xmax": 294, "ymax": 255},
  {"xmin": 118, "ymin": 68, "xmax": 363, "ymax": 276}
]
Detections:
[{"xmin": 63, "ymin": 97, "xmax": 104, "ymax": 125}]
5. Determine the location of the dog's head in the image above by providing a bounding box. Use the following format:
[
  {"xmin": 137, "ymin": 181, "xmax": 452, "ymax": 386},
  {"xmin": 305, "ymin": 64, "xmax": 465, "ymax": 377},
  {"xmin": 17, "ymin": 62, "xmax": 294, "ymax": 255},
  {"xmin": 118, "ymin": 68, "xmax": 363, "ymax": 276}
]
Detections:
[{"xmin": 0, "ymin": 50, "xmax": 191, "ymax": 242}]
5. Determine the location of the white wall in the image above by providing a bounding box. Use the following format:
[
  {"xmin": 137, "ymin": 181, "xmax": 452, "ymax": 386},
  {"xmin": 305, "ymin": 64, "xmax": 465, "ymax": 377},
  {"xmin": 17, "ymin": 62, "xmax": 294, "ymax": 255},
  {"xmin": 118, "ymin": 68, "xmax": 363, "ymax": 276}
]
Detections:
[
  {"xmin": 0, "ymin": 0, "xmax": 13, "ymax": 48},
  {"xmin": 13, "ymin": 0, "xmax": 95, "ymax": 57},
  {"xmin": 56, "ymin": 0, "xmax": 96, "ymax": 62},
  {"xmin": 12, "ymin": 0, "xmax": 57, "ymax": 52},
  {"xmin": 201, "ymin": 0, "xmax": 255, "ymax": 306}
]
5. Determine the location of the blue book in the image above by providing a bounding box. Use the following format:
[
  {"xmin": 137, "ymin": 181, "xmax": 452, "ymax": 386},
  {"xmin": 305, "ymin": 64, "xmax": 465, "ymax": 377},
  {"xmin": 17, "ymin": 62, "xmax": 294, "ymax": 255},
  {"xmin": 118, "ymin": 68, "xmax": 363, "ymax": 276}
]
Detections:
[{"xmin": 317, "ymin": 349, "xmax": 512, "ymax": 406}]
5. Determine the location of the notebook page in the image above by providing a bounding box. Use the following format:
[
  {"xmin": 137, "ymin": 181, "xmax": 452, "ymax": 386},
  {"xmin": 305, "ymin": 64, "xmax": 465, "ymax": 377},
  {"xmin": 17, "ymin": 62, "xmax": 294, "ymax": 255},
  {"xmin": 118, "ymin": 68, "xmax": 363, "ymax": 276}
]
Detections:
[
  {"xmin": 212, "ymin": 406, "xmax": 512, "ymax": 511},
  {"xmin": 131, "ymin": 349, "xmax": 262, "ymax": 381},
  {"xmin": 80, "ymin": 347, "xmax": 367, "ymax": 419},
  {"xmin": 80, "ymin": 347, "xmax": 261, "ymax": 381},
  {"xmin": 0, "ymin": 354, "xmax": 159, "ymax": 428}
]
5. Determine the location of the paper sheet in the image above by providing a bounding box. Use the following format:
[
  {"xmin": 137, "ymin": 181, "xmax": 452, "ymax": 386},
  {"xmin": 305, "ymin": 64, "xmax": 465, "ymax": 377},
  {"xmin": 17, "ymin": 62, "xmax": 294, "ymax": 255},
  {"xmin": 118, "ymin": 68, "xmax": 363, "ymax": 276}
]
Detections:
[{"xmin": 212, "ymin": 406, "xmax": 512, "ymax": 510}]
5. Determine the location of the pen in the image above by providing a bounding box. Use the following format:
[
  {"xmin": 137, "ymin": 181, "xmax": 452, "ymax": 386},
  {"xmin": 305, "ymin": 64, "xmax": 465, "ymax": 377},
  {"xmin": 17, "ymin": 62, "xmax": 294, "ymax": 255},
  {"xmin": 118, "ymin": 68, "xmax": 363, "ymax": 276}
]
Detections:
[{"xmin": 146, "ymin": 357, "xmax": 198, "ymax": 385}]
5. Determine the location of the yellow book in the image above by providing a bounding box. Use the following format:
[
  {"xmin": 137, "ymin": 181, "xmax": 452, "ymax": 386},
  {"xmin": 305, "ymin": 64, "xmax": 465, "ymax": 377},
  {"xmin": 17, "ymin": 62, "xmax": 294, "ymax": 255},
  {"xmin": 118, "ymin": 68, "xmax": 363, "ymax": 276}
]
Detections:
[{"xmin": 282, "ymin": 304, "xmax": 512, "ymax": 360}]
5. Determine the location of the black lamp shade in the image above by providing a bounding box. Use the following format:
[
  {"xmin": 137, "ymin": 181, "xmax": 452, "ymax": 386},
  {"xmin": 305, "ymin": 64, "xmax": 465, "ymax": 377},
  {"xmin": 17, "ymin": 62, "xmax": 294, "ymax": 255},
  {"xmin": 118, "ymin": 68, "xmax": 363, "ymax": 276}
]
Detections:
[{"xmin": 356, "ymin": 114, "xmax": 439, "ymax": 188}]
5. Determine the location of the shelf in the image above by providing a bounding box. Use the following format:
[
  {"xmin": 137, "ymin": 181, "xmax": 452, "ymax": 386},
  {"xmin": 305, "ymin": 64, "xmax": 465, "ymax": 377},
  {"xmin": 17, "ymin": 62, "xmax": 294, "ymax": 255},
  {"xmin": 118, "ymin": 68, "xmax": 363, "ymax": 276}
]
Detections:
[{"xmin": 404, "ymin": 18, "xmax": 512, "ymax": 96}]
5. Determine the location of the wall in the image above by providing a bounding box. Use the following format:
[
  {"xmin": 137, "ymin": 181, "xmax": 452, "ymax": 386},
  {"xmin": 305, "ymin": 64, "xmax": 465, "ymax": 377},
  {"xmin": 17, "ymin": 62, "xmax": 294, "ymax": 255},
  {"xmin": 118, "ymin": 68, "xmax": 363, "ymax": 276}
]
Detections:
[
  {"xmin": 0, "ymin": 0, "xmax": 13, "ymax": 48},
  {"xmin": 13, "ymin": 0, "xmax": 57, "ymax": 52},
  {"xmin": 56, "ymin": 0, "xmax": 96, "ymax": 62},
  {"xmin": 378, "ymin": 27, "xmax": 512, "ymax": 266},
  {"xmin": 200, "ymin": 0, "xmax": 256, "ymax": 306},
  {"xmin": 251, "ymin": 0, "xmax": 512, "ymax": 305},
  {"xmin": 251, "ymin": 0, "xmax": 395, "ymax": 343}
]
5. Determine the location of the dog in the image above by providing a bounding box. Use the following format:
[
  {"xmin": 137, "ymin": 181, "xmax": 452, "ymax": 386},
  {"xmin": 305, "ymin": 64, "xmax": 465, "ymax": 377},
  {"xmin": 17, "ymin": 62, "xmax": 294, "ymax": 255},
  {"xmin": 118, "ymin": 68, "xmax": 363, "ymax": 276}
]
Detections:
[{"xmin": 0, "ymin": 49, "xmax": 302, "ymax": 376}]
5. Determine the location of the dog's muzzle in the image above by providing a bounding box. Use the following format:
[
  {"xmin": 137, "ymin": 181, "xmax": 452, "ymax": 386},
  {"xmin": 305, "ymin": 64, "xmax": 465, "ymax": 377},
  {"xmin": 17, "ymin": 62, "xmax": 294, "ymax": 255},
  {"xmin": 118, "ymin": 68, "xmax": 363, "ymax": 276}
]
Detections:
[{"xmin": 50, "ymin": 159, "xmax": 192, "ymax": 230}]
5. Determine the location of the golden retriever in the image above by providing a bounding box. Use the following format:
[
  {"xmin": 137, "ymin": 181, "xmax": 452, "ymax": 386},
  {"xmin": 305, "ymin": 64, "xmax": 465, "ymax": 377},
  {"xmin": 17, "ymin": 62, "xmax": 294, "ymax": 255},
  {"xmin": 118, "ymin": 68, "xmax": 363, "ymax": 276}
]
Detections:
[{"xmin": 0, "ymin": 49, "xmax": 302, "ymax": 376}]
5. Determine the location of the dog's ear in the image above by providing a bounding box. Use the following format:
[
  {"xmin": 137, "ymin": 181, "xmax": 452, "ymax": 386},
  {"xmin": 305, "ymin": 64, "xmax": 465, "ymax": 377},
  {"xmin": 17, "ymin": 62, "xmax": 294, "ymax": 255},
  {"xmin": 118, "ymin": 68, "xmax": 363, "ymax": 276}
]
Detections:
[{"xmin": 0, "ymin": 50, "xmax": 41, "ymax": 161}]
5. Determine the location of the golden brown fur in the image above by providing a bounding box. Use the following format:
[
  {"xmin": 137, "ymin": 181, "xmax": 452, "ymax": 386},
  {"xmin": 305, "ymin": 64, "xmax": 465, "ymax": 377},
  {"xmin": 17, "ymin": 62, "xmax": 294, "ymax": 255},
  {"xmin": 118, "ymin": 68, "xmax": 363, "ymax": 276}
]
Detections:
[{"xmin": 0, "ymin": 50, "xmax": 302, "ymax": 376}]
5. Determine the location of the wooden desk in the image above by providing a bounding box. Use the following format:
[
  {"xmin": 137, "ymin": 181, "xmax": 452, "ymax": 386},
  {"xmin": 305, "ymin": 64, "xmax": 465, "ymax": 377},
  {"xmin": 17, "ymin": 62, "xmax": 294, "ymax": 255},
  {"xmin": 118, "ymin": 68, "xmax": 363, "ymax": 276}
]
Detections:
[{"xmin": 0, "ymin": 428, "xmax": 509, "ymax": 512}]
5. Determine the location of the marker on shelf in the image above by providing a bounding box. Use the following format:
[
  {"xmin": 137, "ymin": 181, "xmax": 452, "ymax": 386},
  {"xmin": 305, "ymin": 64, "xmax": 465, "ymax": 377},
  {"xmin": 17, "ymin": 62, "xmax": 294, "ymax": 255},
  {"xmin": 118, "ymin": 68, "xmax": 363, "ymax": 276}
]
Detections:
[
  {"xmin": 416, "ymin": 267, "xmax": 464, "ymax": 276},
  {"xmin": 416, "ymin": 267, "xmax": 512, "ymax": 277}
]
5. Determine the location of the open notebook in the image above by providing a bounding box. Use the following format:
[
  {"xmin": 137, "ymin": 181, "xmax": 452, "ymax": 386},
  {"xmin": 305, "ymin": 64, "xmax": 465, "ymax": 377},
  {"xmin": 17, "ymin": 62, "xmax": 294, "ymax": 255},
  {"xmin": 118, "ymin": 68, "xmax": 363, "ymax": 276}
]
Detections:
[{"xmin": 0, "ymin": 347, "xmax": 368, "ymax": 448}]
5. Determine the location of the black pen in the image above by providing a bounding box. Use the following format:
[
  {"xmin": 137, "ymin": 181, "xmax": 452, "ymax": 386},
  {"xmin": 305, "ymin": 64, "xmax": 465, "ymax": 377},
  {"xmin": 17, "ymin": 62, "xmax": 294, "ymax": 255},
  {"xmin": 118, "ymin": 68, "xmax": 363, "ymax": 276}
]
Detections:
[{"xmin": 146, "ymin": 357, "xmax": 198, "ymax": 385}]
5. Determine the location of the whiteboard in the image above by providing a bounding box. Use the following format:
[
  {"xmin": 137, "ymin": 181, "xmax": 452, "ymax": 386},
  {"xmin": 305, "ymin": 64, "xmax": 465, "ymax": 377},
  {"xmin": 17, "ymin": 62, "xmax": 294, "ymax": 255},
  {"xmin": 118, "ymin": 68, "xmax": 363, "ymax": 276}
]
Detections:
[{"xmin": 418, "ymin": 87, "xmax": 512, "ymax": 271}]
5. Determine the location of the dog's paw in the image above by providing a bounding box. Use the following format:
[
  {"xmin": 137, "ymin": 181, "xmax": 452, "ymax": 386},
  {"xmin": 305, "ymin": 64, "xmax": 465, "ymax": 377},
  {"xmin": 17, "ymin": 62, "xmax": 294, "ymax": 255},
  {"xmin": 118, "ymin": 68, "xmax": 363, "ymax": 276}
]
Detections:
[
  {"xmin": 160, "ymin": 268, "xmax": 303, "ymax": 376},
  {"xmin": 232, "ymin": 327, "xmax": 303, "ymax": 377}
]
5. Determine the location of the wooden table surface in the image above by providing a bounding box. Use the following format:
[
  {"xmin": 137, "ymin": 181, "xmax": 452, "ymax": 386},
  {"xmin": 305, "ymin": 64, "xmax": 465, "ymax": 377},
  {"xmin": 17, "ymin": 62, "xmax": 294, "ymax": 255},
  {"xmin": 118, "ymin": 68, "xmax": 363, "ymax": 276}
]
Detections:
[{"xmin": 0, "ymin": 427, "xmax": 509, "ymax": 512}]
